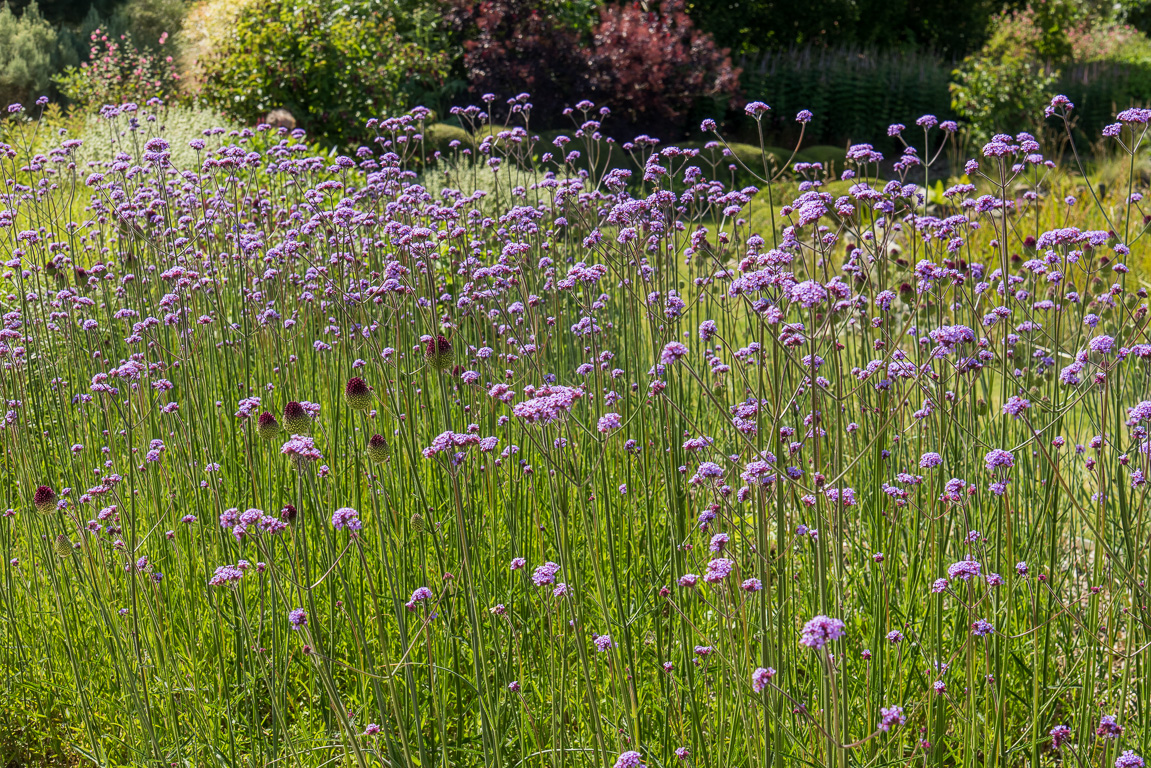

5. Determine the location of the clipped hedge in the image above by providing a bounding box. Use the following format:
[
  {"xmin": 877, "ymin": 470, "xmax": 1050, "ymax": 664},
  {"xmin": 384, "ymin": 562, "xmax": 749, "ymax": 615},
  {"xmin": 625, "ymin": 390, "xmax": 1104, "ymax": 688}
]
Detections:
[
  {"xmin": 1055, "ymin": 61, "xmax": 1151, "ymax": 142},
  {"xmin": 795, "ymin": 144, "xmax": 848, "ymax": 174},
  {"xmin": 739, "ymin": 46, "xmax": 955, "ymax": 150},
  {"xmin": 737, "ymin": 45, "xmax": 1151, "ymax": 151},
  {"xmin": 422, "ymin": 122, "xmax": 474, "ymax": 156}
]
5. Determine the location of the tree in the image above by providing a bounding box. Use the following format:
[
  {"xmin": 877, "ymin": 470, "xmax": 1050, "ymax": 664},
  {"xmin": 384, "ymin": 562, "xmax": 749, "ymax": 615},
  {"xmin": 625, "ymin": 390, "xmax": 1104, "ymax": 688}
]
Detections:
[
  {"xmin": 0, "ymin": 2, "xmax": 58, "ymax": 107},
  {"xmin": 587, "ymin": 0, "xmax": 740, "ymax": 134},
  {"xmin": 448, "ymin": 0, "xmax": 591, "ymax": 125}
]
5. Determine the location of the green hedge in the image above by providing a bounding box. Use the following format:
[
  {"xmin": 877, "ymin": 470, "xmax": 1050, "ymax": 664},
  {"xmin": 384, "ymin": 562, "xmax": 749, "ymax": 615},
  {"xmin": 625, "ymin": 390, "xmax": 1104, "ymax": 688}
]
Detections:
[
  {"xmin": 738, "ymin": 45, "xmax": 1151, "ymax": 151},
  {"xmin": 738, "ymin": 46, "xmax": 956, "ymax": 149},
  {"xmin": 1056, "ymin": 61, "xmax": 1151, "ymax": 141}
]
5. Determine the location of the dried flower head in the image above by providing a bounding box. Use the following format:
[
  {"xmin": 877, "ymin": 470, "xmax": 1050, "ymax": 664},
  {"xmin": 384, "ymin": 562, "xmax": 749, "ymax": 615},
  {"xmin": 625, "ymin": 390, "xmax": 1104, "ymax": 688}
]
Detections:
[
  {"xmin": 425, "ymin": 335, "xmax": 454, "ymax": 372},
  {"xmin": 34, "ymin": 485, "xmax": 57, "ymax": 514},
  {"xmin": 345, "ymin": 376, "xmax": 372, "ymax": 410},
  {"xmin": 367, "ymin": 433, "xmax": 391, "ymax": 463}
]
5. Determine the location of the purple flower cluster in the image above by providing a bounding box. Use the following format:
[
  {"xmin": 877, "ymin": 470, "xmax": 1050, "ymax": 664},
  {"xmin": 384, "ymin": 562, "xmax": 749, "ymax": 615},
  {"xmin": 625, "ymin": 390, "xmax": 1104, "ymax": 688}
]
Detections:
[
  {"xmin": 800, "ymin": 615, "xmax": 845, "ymax": 649},
  {"xmin": 331, "ymin": 507, "xmax": 362, "ymax": 532},
  {"xmin": 512, "ymin": 386, "xmax": 584, "ymax": 425}
]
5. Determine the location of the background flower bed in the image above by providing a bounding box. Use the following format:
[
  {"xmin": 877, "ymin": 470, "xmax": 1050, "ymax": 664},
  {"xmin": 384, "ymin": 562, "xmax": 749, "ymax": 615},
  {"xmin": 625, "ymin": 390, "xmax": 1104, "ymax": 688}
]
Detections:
[
  {"xmin": 6, "ymin": 0, "xmax": 1151, "ymax": 152},
  {"xmin": 2, "ymin": 89, "xmax": 1151, "ymax": 766}
]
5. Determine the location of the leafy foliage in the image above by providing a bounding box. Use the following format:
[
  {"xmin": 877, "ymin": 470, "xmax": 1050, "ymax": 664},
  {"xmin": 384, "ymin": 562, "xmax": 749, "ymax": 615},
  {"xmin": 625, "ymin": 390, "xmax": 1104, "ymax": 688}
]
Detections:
[
  {"xmin": 949, "ymin": 8, "xmax": 1065, "ymax": 144},
  {"xmin": 586, "ymin": 0, "xmax": 739, "ymax": 134},
  {"xmin": 950, "ymin": 54, "xmax": 1057, "ymax": 145},
  {"xmin": 0, "ymin": 2, "xmax": 59, "ymax": 107},
  {"xmin": 200, "ymin": 0, "xmax": 449, "ymax": 146},
  {"xmin": 448, "ymin": 0, "xmax": 591, "ymax": 126},
  {"xmin": 110, "ymin": 0, "xmax": 186, "ymax": 53},
  {"xmin": 451, "ymin": 0, "xmax": 737, "ymax": 135}
]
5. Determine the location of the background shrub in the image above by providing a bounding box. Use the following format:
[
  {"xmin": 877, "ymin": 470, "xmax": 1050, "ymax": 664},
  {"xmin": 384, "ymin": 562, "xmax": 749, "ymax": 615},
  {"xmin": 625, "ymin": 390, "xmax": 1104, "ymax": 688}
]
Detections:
[
  {"xmin": 450, "ymin": 0, "xmax": 738, "ymax": 136},
  {"xmin": 199, "ymin": 0, "xmax": 449, "ymax": 146},
  {"xmin": 0, "ymin": 2, "xmax": 60, "ymax": 107},
  {"xmin": 949, "ymin": 13, "xmax": 1060, "ymax": 145},
  {"xmin": 11, "ymin": 0, "xmax": 1151, "ymax": 156},
  {"xmin": 175, "ymin": 0, "xmax": 253, "ymax": 92},
  {"xmin": 448, "ymin": 0, "xmax": 593, "ymax": 126},
  {"xmin": 586, "ymin": 0, "xmax": 739, "ymax": 135},
  {"xmin": 110, "ymin": 0, "xmax": 185, "ymax": 52},
  {"xmin": 53, "ymin": 27, "xmax": 181, "ymax": 108}
]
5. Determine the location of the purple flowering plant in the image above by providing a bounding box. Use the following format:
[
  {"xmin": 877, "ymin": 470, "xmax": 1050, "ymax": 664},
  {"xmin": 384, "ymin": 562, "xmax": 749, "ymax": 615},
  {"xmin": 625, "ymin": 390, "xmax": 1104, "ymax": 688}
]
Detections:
[{"xmin": 3, "ymin": 89, "xmax": 1151, "ymax": 768}]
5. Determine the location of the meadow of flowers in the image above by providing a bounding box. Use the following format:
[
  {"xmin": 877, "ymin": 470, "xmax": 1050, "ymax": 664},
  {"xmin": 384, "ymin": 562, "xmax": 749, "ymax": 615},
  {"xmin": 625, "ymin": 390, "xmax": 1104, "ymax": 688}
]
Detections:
[{"xmin": 3, "ymin": 92, "xmax": 1151, "ymax": 768}]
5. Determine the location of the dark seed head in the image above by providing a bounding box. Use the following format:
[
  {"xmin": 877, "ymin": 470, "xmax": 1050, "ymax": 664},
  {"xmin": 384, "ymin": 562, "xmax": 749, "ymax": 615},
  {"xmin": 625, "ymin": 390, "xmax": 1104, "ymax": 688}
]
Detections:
[
  {"xmin": 367, "ymin": 434, "xmax": 390, "ymax": 463},
  {"xmin": 424, "ymin": 334, "xmax": 453, "ymax": 372},
  {"xmin": 345, "ymin": 377, "xmax": 372, "ymax": 411},
  {"xmin": 34, "ymin": 485, "xmax": 57, "ymax": 514},
  {"xmin": 283, "ymin": 401, "xmax": 310, "ymax": 433},
  {"xmin": 280, "ymin": 504, "xmax": 297, "ymax": 523},
  {"xmin": 257, "ymin": 411, "xmax": 280, "ymax": 440}
]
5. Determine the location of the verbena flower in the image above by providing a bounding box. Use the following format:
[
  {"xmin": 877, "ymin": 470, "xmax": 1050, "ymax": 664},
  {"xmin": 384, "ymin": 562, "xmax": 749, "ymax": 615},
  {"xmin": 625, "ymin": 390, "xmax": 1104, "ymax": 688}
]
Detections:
[
  {"xmin": 751, "ymin": 666, "xmax": 775, "ymax": 692},
  {"xmin": 406, "ymin": 586, "xmax": 434, "ymax": 610},
  {"xmin": 331, "ymin": 507, "xmax": 362, "ymax": 532},
  {"xmin": 282, "ymin": 435, "xmax": 322, "ymax": 468},
  {"xmin": 800, "ymin": 615, "xmax": 845, "ymax": 649},
  {"xmin": 660, "ymin": 342, "xmax": 688, "ymax": 365},
  {"xmin": 532, "ymin": 562, "xmax": 560, "ymax": 586},
  {"xmin": 947, "ymin": 559, "xmax": 982, "ymax": 581},
  {"xmin": 984, "ymin": 449, "xmax": 1014, "ymax": 471},
  {"xmin": 878, "ymin": 705, "xmax": 905, "ymax": 731},
  {"xmin": 704, "ymin": 558, "xmax": 734, "ymax": 583},
  {"xmin": 970, "ymin": 619, "xmax": 994, "ymax": 637},
  {"xmin": 1097, "ymin": 714, "xmax": 1123, "ymax": 739},
  {"xmin": 614, "ymin": 751, "xmax": 644, "ymax": 768}
]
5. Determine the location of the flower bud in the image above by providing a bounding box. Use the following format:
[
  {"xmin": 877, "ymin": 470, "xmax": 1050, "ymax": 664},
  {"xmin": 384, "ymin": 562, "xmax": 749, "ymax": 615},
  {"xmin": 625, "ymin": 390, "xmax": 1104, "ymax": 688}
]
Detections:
[{"xmin": 367, "ymin": 434, "xmax": 390, "ymax": 463}]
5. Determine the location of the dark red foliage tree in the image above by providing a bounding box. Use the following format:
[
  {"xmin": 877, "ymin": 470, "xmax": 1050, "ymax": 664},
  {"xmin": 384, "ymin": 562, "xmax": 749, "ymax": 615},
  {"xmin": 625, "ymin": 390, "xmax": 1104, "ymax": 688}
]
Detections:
[
  {"xmin": 449, "ymin": 0, "xmax": 739, "ymax": 137},
  {"xmin": 586, "ymin": 0, "xmax": 741, "ymax": 135},
  {"xmin": 449, "ymin": 0, "xmax": 590, "ymax": 126}
]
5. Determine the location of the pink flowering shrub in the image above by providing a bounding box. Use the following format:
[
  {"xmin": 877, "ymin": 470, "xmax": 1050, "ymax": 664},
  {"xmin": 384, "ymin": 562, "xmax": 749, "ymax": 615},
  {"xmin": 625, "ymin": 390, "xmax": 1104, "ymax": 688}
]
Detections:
[{"xmin": 54, "ymin": 28, "xmax": 180, "ymax": 108}]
